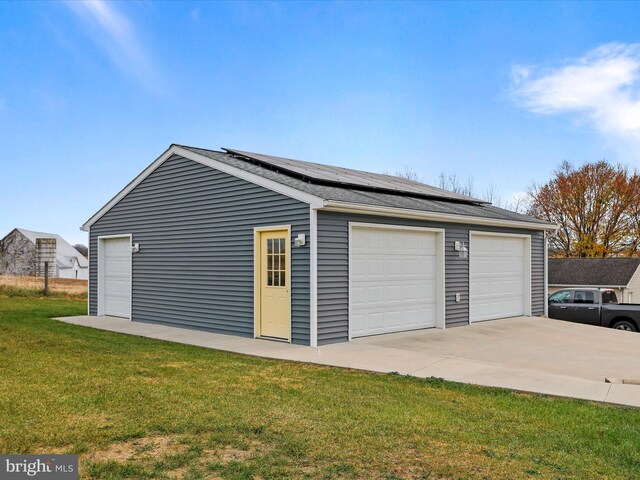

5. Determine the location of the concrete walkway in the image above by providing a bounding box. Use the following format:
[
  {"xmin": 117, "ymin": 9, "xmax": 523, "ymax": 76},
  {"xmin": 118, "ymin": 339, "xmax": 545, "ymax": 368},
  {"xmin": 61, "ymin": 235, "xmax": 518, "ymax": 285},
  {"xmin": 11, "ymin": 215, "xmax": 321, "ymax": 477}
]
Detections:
[{"xmin": 54, "ymin": 315, "xmax": 640, "ymax": 408}]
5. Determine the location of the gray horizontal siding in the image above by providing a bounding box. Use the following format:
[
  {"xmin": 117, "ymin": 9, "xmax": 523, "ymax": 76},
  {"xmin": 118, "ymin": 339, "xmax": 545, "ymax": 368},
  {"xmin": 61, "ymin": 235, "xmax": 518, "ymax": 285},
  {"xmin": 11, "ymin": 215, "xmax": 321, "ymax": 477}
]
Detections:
[
  {"xmin": 89, "ymin": 155, "xmax": 310, "ymax": 345},
  {"xmin": 316, "ymin": 211, "xmax": 546, "ymax": 345}
]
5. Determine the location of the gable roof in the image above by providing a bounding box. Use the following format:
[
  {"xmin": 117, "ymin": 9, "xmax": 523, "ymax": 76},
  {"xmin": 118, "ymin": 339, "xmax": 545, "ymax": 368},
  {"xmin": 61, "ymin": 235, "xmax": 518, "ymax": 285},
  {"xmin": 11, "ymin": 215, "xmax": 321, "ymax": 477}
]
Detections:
[
  {"xmin": 222, "ymin": 148, "xmax": 490, "ymax": 204},
  {"xmin": 548, "ymin": 258, "xmax": 640, "ymax": 287},
  {"xmin": 14, "ymin": 228, "xmax": 88, "ymax": 269},
  {"xmin": 82, "ymin": 144, "xmax": 557, "ymax": 231}
]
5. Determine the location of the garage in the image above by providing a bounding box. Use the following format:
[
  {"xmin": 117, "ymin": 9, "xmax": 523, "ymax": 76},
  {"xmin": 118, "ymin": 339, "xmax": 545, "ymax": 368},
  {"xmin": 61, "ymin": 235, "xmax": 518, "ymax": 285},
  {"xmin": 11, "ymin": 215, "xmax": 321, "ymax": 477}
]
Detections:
[
  {"xmin": 349, "ymin": 224, "xmax": 444, "ymax": 338},
  {"xmin": 469, "ymin": 232, "xmax": 531, "ymax": 323},
  {"xmin": 98, "ymin": 236, "xmax": 132, "ymax": 319}
]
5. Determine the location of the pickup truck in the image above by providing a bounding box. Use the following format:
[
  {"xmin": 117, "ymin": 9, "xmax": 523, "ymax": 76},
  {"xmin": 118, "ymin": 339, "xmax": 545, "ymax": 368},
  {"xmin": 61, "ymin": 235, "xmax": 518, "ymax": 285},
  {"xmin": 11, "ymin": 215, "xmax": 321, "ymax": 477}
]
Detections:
[{"xmin": 548, "ymin": 288, "xmax": 640, "ymax": 332}]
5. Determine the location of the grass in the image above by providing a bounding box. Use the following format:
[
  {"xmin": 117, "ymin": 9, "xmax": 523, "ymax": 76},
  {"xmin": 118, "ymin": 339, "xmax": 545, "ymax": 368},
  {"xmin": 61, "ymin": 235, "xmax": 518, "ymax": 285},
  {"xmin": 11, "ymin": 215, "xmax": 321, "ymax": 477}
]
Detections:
[
  {"xmin": 0, "ymin": 275, "xmax": 87, "ymax": 298},
  {"xmin": 1, "ymin": 295, "xmax": 640, "ymax": 479}
]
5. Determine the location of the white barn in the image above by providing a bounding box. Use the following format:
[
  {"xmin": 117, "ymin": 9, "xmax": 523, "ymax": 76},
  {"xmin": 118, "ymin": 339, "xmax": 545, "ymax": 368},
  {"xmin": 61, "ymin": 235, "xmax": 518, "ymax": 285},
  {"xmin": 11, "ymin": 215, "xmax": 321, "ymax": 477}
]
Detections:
[{"xmin": 0, "ymin": 228, "xmax": 89, "ymax": 280}]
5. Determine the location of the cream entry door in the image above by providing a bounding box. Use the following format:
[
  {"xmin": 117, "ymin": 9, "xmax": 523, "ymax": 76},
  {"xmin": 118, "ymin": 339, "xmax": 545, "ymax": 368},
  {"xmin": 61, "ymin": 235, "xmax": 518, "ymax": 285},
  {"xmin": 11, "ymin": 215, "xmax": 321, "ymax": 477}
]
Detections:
[{"xmin": 259, "ymin": 230, "xmax": 291, "ymax": 339}]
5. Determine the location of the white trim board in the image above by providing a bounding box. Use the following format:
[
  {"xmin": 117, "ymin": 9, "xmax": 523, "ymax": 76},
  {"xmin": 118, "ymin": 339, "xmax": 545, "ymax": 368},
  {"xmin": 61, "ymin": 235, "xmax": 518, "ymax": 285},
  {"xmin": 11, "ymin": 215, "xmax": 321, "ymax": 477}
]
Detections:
[
  {"xmin": 347, "ymin": 222, "xmax": 446, "ymax": 341},
  {"xmin": 324, "ymin": 201, "xmax": 557, "ymax": 231},
  {"xmin": 87, "ymin": 226, "xmax": 91, "ymax": 316},
  {"xmin": 81, "ymin": 145, "xmax": 325, "ymax": 231},
  {"xmin": 309, "ymin": 207, "xmax": 318, "ymax": 347}
]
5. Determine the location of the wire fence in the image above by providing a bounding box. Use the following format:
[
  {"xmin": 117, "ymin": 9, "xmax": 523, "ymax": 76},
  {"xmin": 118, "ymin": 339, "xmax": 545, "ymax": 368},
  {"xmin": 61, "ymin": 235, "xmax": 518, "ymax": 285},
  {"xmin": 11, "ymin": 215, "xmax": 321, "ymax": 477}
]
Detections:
[{"xmin": 0, "ymin": 275, "xmax": 88, "ymax": 295}]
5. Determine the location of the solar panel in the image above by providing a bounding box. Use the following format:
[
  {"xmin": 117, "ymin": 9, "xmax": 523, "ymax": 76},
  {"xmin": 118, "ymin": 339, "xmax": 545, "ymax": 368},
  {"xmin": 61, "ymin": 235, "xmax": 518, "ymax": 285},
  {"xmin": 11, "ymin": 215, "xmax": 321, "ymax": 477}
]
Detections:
[{"xmin": 223, "ymin": 148, "xmax": 488, "ymax": 204}]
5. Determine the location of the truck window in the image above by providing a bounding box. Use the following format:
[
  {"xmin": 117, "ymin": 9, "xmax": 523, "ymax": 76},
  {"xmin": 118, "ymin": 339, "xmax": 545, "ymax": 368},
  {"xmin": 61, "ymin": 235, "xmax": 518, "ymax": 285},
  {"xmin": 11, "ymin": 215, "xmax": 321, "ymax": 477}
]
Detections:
[
  {"xmin": 602, "ymin": 290, "xmax": 618, "ymax": 304},
  {"xmin": 549, "ymin": 290, "xmax": 572, "ymax": 303},
  {"xmin": 574, "ymin": 290, "xmax": 595, "ymax": 304}
]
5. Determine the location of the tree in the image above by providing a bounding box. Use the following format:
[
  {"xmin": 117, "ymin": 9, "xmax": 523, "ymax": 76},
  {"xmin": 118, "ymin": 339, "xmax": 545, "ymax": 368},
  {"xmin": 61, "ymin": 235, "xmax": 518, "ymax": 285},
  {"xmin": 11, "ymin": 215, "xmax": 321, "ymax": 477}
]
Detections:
[
  {"xmin": 435, "ymin": 173, "xmax": 527, "ymax": 212},
  {"xmin": 435, "ymin": 172, "xmax": 475, "ymax": 197},
  {"xmin": 384, "ymin": 165, "xmax": 423, "ymax": 182},
  {"xmin": 388, "ymin": 167, "xmax": 526, "ymax": 213},
  {"xmin": 73, "ymin": 244, "xmax": 88, "ymax": 258},
  {"xmin": 527, "ymin": 160, "xmax": 640, "ymax": 257}
]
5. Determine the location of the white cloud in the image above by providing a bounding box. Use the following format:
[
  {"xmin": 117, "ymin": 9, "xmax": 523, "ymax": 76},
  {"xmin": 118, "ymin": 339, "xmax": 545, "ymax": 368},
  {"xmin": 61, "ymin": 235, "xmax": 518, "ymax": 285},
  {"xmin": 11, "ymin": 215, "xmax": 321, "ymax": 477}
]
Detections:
[
  {"xmin": 511, "ymin": 43, "xmax": 640, "ymax": 141},
  {"xmin": 65, "ymin": 1, "xmax": 159, "ymax": 92}
]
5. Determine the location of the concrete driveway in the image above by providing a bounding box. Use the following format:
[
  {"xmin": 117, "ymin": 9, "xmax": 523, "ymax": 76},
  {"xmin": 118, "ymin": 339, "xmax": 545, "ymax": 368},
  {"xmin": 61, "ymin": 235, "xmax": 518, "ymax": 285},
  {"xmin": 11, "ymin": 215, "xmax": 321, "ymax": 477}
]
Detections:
[
  {"xmin": 353, "ymin": 316, "xmax": 640, "ymax": 383},
  {"xmin": 56, "ymin": 315, "xmax": 640, "ymax": 407}
]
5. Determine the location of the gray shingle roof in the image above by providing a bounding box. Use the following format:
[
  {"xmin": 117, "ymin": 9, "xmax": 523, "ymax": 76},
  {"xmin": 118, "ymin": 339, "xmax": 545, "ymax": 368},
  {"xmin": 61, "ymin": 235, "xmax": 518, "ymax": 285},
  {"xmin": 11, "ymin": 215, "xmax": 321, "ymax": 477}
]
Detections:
[
  {"xmin": 549, "ymin": 258, "xmax": 640, "ymax": 287},
  {"xmin": 223, "ymin": 148, "xmax": 489, "ymax": 204},
  {"xmin": 179, "ymin": 145, "xmax": 553, "ymax": 226}
]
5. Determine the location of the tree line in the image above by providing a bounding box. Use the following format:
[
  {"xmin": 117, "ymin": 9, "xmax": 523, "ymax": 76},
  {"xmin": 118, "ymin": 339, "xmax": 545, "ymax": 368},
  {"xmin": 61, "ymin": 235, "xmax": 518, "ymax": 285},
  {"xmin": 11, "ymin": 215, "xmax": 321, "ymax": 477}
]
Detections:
[
  {"xmin": 527, "ymin": 161, "xmax": 640, "ymax": 258},
  {"xmin": 392, "ymin": 160, "xmax": 640, "ymax": 258}
]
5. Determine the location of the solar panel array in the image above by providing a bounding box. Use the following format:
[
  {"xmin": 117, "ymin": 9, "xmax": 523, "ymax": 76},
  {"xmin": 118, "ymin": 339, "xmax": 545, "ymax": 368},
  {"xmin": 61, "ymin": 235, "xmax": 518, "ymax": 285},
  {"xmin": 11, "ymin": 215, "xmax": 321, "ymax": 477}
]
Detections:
[{"xmin": 223, "ymin": 148, "xmax": 487, "ymax": 204}]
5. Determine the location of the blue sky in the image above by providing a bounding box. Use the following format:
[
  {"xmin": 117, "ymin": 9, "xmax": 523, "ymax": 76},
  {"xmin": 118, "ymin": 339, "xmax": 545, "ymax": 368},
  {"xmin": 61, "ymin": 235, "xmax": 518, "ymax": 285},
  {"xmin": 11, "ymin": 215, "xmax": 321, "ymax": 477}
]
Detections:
[{"xmin": 2, "ymin": 1, "xmax": 640, "ymax": 245}]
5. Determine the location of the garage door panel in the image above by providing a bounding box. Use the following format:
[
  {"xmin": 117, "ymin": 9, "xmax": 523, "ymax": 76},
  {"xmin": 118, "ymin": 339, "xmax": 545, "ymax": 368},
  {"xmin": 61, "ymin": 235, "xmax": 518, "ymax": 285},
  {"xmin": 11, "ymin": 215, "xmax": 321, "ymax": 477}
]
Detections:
[
  {"xmin": 470, "ymin": 234, "xmax": 527, "ymax": 323},
  {"xmin": 101, "ymin": 237, "xmax": 131, "ymax": 319},
  {"xmin": 350, "ymin": 227, "xmax": 440, "ymax": 337}
]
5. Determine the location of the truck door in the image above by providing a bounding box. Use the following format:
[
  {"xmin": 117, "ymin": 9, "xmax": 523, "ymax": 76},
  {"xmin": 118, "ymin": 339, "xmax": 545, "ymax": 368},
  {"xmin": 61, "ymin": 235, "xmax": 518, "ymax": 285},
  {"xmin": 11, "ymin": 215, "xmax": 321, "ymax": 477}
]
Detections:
[
  {"xmin": 548, "ymin": 290, "xmax": 573, "ymax": 320},
  {"xmin": 569, "ymin": 290, "xmax": 600, "ymax": 325}
]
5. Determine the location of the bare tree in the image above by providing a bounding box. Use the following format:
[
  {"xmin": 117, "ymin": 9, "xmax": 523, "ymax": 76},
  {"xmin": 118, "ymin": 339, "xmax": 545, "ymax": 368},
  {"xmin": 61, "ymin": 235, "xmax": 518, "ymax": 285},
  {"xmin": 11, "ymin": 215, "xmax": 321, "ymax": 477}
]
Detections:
[
  {"xmin": 386, "ymin": 166, "xmax": 526, "ymax": 213},
  {"xmin": 436, "ymin": 172, "xmax": 475, "ymax": 197},
  {"xmin": 73, "ymin": 244, "xmax": 88, "ymax": 258},
  {"xmin": 384, "ymin": 165, "xmax": 423, "ymax": 182}
]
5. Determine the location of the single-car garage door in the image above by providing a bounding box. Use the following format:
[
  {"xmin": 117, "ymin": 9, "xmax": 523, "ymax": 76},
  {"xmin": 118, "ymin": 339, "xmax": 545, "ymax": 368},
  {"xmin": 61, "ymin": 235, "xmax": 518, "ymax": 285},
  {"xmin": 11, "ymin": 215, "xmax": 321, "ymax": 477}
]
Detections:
[
  {"xmin": 469, "ymin": 233, "xmax": 530, "ymax": 323},
  {"xmin": 350, "ymin": 225, "xmax": 443, "ymax": 338},
  {"xmin": 100, "ymin": 236, "xmax": 132, "ymax": 318}
]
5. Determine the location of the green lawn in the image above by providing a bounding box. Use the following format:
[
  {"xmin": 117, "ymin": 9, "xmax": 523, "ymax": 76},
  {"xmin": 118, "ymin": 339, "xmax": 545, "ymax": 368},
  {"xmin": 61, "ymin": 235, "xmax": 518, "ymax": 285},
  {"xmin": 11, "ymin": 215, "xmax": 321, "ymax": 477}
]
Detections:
[{"xmin": 1, "ymin": 296, "xmax": 639, "ymax": 479}]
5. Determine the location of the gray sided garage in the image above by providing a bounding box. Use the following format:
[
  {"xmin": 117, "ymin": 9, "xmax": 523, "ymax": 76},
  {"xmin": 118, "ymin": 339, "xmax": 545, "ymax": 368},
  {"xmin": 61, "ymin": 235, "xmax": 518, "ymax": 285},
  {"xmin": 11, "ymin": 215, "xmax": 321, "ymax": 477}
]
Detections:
[{"xmin": 83, "ymin": 144, "xmax": 554, "ymax": 347}]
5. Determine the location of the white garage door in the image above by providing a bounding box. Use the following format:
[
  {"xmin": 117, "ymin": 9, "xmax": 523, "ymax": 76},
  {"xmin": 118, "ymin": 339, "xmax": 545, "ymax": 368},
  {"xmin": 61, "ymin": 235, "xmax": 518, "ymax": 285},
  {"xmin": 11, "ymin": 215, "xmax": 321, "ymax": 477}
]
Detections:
[
  {"xmin": 350, "ymin": 226, "xmax": 441, "ymax": 338},
  {"xmin": 101, "ymin": 237, "xmax": 131, "ymax": 318},
  {"xmin": 470, "ymin": 233, "xmax": 528, "ymax": 323}
]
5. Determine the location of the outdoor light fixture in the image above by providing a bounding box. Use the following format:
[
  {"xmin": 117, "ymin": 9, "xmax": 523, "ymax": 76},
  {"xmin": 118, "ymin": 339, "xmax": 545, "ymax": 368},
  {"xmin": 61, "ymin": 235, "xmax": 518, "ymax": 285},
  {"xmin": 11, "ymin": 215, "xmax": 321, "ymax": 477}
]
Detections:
[
  {"xmin": 131, "ymin": 243, "xmax": 140, "ymax": 253},
  {"xmin": 454, "ymin": 241, "xmax": 468, "ymax": 259},
  {"xmin": 294, "ymin": 233, "xmax": 306, "ymax": 247}
]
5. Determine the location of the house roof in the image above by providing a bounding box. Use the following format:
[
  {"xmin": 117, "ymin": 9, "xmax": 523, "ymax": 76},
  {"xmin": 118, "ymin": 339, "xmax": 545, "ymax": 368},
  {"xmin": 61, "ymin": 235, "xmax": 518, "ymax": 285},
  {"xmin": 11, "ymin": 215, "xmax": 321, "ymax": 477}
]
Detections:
[
  {"xmin": 82, "ymin": 144, "xmax": 557, "ymax": 231},
  {"xmin": 548, "ymin": 258, "xmax": 640, "ymax": 287},
  {"xmin": 181, "ymin": 146, "xmax": 553, "ymax": 227},
  {"xmin": 222, "ymin": 148, "xmax": 490, "ymax": 204},
  {"xmin": 15, "ymin": 228, "xmax": 88, "ymax": 269}
]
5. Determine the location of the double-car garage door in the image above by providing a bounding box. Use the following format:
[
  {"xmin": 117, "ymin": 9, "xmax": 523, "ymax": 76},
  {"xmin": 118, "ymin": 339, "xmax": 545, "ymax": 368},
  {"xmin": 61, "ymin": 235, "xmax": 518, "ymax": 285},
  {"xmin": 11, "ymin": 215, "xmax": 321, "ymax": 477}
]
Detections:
[{"xmin": 350, "ymin": 225, "xmax": 530, "ymax": 338}]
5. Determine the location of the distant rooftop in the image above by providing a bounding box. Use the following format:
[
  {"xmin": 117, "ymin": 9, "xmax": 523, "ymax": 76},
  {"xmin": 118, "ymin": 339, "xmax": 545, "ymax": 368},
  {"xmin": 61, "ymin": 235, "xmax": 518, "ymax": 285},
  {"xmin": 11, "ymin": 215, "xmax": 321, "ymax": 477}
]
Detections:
[
  {"xmin": 549, "ymin": 257, "xmax": 640, "ymax": 287},
  {"xmin": 14, "ymin": 228, "xmax": 88, "ymax": 269}
]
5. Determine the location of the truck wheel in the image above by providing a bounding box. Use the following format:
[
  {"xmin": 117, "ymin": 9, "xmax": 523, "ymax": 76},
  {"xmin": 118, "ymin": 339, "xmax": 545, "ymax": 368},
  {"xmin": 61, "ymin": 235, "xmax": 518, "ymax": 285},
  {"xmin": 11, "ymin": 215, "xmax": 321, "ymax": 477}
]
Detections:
[{"xmin": 612, "ymin": 320, "xmax": 638, "ymax": 332}]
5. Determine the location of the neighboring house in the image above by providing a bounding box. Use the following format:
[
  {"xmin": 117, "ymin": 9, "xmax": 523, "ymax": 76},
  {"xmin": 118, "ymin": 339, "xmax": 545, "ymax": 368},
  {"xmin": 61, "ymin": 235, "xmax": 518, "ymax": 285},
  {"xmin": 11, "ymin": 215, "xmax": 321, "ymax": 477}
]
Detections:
[
  {"xmin": 0, "ymin": 228, "xmax": 89, "ymax": 280},
  {"xmin": 82, "ymin": 144, "xmax": 556, "ymax": 346},
  {"xmin": 549, "ymin": 258, "xmax": 640, "ymax": 303}
]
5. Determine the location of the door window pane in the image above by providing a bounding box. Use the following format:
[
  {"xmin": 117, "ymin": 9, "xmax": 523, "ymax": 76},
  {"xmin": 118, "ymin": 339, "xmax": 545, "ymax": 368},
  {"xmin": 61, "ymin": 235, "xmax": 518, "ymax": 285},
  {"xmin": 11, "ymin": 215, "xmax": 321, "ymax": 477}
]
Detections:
[{"xmin": 266, "ymin": 236, "xmax": 286, "ymax": 287}]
